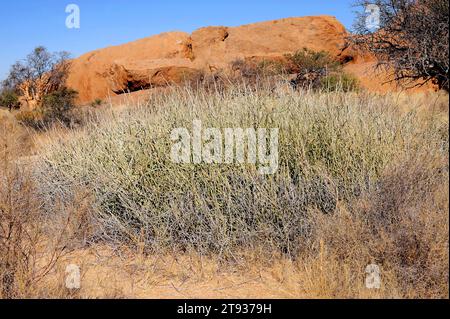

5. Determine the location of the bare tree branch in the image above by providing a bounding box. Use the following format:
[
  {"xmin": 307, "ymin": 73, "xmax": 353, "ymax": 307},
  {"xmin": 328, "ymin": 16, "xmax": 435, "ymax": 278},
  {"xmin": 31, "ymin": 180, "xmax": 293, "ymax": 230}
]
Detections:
[{"xmin": 350, "ymin": 0, "xmax": 449, "ymax": 91}]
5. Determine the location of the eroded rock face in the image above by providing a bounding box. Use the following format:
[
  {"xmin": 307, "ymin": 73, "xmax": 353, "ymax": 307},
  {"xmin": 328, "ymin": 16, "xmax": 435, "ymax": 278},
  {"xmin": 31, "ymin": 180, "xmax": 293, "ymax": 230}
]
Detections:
[
  {"xmin": 67, "ymin": 31, "xmax": 195, "ymax": 103},
  {"xmin": 65, "ymin": 15, "xmax": 397, "ymax": 104}
]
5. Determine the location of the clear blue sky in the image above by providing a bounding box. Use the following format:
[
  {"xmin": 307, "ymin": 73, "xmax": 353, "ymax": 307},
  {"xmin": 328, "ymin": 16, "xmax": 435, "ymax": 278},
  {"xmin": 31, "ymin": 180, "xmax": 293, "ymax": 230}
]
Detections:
[{"xmin": 0, "ymin": 0, "xmax": 356, "ymax": 81}]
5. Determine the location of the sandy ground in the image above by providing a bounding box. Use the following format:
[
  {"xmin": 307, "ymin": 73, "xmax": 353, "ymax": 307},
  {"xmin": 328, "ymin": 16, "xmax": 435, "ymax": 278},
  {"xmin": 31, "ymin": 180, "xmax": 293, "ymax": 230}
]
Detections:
[{"xmin": 36, "ymin": 245, "xmax": 393, "ymax": 299}]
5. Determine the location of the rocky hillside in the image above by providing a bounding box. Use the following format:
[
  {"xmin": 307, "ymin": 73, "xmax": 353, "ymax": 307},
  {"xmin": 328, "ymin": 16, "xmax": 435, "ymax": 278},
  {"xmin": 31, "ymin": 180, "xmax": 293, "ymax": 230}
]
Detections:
[{"xmin": 66, "ymin": 15, "xmax": 393, "ymax": 104}]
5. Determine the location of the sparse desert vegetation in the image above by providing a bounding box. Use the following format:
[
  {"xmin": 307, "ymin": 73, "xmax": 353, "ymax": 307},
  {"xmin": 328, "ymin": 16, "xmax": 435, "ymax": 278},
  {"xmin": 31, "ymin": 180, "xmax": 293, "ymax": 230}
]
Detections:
[
  {"xmin": 0, "ymin": 1, "xmax": 448, "ymax": 300},
  {"xmin": 1, "ymin": 82, "xmax": 448, "ymax": 298}
]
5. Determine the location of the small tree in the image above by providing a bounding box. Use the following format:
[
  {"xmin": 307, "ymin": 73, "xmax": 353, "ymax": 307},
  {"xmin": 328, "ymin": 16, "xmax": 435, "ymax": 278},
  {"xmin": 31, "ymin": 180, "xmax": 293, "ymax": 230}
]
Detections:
[
  {"xmin": 15, "ymin": 88, "xmax": 78, "ymax": 130},
  {"xmin": 3, "ymin": 47, "xmax": 72, "ymax": 109},
  {"xmin": 285, "ymin": 48, "xmax": 340, "ymax": 74},
  {"xmin": 41, "ymin": 88, "xmax": 78, "ymax": 126},
  {"xmin": 286, "ymin": 48, "xmax": 343, "ymax": 90},
  {"xmin": 351, "ymin": 0, "xmax": 449, "ymax": 91},
  {"xmin": 0, "ymin": 90, "xmax": 19, "ymax": 111}
]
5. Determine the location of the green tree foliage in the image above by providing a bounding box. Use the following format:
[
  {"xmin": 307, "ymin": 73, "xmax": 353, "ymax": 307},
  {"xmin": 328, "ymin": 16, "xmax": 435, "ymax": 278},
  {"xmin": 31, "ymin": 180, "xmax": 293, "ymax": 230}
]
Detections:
[{"xmin": 0, "ymin": 90, "xmax": 20, "ymax": 111}]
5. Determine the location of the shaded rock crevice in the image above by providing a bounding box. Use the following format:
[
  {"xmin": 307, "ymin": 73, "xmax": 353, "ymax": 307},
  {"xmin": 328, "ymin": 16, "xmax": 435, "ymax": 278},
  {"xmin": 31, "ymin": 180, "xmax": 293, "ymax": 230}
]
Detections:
[{"xmin": 110, "ymin": 65, "xmax": 203, "ymax": 95}]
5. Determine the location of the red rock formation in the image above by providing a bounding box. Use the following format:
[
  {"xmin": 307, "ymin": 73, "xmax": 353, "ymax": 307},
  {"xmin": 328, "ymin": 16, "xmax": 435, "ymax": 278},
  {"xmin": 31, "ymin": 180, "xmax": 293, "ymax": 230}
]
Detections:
[{"xmin": 66, "ymin": 15, "xmax": 424, "ymax": 104}]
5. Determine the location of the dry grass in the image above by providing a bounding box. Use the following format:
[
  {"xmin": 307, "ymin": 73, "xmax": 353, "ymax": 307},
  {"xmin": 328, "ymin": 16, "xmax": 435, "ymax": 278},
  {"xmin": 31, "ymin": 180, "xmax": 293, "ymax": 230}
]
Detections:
[
  {"xmin": 0, "ymin": 116, "xmax": 89, "ymax": 298},
  {"xmin": 0, "ymin": 84, "xmax": 448, "ymax": 298},
  {"xmin": 27, "ymin": 245, "xmax": 398, "ymax": 299}
]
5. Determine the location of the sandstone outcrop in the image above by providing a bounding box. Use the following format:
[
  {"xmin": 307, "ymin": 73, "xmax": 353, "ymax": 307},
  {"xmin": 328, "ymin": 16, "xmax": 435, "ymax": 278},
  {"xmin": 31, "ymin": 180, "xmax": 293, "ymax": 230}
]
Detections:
[{"xmin": 65, "ymin": 15, "xmax": 410, "ymax": 104}]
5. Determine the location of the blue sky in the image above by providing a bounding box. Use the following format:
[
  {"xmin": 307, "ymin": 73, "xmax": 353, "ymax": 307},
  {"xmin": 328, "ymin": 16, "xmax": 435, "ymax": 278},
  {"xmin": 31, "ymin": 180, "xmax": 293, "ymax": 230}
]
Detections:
[{"xmin": 0, "ymin": 0, "xmax": 356, "ymax": 81}]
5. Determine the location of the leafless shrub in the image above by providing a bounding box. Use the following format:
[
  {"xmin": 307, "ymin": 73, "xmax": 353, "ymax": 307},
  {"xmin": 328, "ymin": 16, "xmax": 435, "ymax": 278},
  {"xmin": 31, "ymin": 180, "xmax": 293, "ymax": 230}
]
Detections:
[
  {"xmin": 315, "ymin": 151, "xmax": 449, "ymax": 297},
  {"xmin": 351, "ymin": 0, "xmax": 449, "ymax": 91},
  {"xmin": 0, "ymin": 120, "xmax": 84, "ymax": 298}
]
